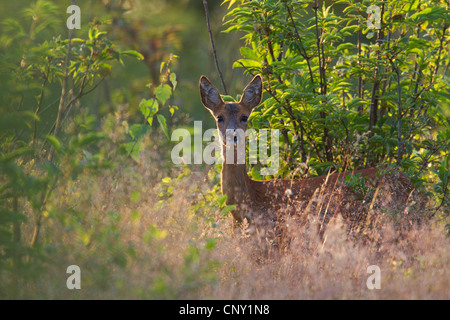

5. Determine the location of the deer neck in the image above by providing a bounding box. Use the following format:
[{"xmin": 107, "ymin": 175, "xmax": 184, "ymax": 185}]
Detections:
[{"xmin": 221, "ymin": 161, "xmax": 254, "ymax": 207}]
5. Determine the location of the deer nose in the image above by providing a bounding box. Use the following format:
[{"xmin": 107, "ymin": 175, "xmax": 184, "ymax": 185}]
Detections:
[
  {"xmin": 225, "ymin": 127, "xmax": 239, "ymax": 145},
  {"xmin": 230, "ymin": 129, "xmax": 239, "ymax": 144}
]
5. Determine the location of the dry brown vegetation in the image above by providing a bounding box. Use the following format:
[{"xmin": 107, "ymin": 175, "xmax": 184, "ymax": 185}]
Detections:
[{"xmin": 17, "ymin": 152, "xmax": 448, "ymax": 300}]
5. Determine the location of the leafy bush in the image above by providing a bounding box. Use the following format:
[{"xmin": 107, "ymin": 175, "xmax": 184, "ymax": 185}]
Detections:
[
  {"xmin": 0, "ymin": 1, "xmax": 143, "ymax": 297},
  {"xmin": 223, "ymin": 0, "xmax": 449, "ymax": 212}
]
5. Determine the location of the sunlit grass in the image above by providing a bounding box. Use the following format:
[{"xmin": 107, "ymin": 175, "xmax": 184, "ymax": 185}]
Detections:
[{"xmin": 8, "ymin": 149, "xmax": 447, "ymax": 300}]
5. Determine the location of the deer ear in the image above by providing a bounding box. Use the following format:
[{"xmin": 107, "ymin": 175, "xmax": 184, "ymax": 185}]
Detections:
[
  {"xmin": 199, "ymin": 76, "xmax": 224, "ymax": 112},
  {"xmin": 240, "ymin": 74, "xmax": 262, "ymax": 111}
]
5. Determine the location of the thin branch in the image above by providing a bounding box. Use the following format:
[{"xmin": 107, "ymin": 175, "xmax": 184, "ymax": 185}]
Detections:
[
  {"xmin": 313, "ymin": 0, "xmax": 332, "ymax": 162},
  {"xmin": 285, "ymin": 3, "xmax": 314, "ymax": 84},
  {"xmin": 369, "ymin": 3, "xmax": 385, "ymax": 138},
  {"xmin": 379, "ymin": 10, "xmax": 392, "ymax": 118},
  {"xmin": 13, "ymin": 196, "xmax": 20, "ymax": 243},
  {"xmin": 33, "ymin": 62, "xmax": 51, "ymax": 145},
  {"xmin": 430, "ymin": 25, "xmax": 447, "ymax": 86},
  {"xmin": 357, "ymin": 19, "xmax": 362, "ymax": 101},
  {"xmin": 46, "ymin": 75, "xmax": 106, "ymax": 139},
  {"xmin": 388, "ymin": 57, "xmax": 403, "ymax": 165},
  {"xmin": 431, "ymin": 187, "xmax": 448, "ymax": 218},
  {"xmin": 203, "ymin": 0, "xmax": 228, "ymax": 95},
  {"xmin": 266, "ymin": 81, "xmax": 322, "ymax": 162},
  {"xmin": 62, "ymin": 76, "xmax": 106, "ymax": 125},
  {"xmin": 313, "ymin": 1, "xmax": 325, "ymax": 94},
  {"xmin": 441, "ymin": 59, "xmax": 450, "ymax": 80},
  {"xmin": 54, "ymin": 3, "xmax": 75, "ymax": 139},
  {"xmin": 31, "ymin": 179, "xmax": 58, "ymax": 247},
  {"xmin": 238, "ymin": 61, "xmax": 318, "ymax": 161}
]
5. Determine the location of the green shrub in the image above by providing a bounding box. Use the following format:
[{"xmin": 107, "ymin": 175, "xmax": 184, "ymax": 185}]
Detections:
[{"xmin": 223, "ymin": 0, "xmax": 448, "ymax": 212}]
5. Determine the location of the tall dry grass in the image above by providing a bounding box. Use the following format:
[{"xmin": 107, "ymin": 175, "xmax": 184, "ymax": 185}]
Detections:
[{"xmin": 8, "ymin": 147, "xmax": 449, "ymax": 300}]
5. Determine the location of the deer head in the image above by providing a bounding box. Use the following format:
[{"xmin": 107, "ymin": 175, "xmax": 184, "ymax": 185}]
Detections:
[{"xmin": 199, "ymin": 75, "xmax": 262, "ymax": 164}]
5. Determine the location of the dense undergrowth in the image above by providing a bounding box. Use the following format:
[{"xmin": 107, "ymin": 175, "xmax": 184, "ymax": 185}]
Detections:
[
  {"xmin": 4, "ymin": 150, "xmax": 448, "ymax": 299},
  {"xmin": 0, "ymin": 0, "xmax": 448, "ymax": 299}
]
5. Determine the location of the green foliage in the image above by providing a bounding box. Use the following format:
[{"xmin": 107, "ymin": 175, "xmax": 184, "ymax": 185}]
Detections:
[
  {"xmin": 343, "ymin": 172, "xmax": 372, "ymax": 198},
  {"xmin": 127, "ymin": 55, "xmax": 178, "ymax": 162},
  {"xmin": 0, "ymin": 1, "xmax": 143, "ymax": 298},
  {"xmin": 0, "ymin": 0, "xmax": 448, "ymax": 300},
  {"xmin": 223, "ymin": 0, "xmax": 449, "ymax": 210}
]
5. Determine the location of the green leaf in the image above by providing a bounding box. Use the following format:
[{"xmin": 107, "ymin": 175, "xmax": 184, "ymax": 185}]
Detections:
[
  {"xmin": 218, "ymin": 195, "xmax": 227, "ymax": 207},
  {"xmin": 45, "ymin": 135, "xmax": 61, "ymax": 152},
  {"xmin": 125, "ymin": 141, "xmax": 140, "ymax": 162},
  {"xmin": 154, "ymin": 84, "xmax": 172, "ymax": 105},
  {"xmin": 225, "ymin": 0, "xmax": 237, "ymax": 9},
  {"xmin": 139, "ymin": 98, "xmax": 159, "ymax": 122},
  {"xmin": 88, "ymin": 28, "xmax": 95, "ymax": 41},
  {"xmin": 157, "ymin": 114, "xmax": 169, "ymax": 140},
  {"xmin": 220, "ymin": 205, "xmax": 236, "ymax": 216},
  {"xmin": 75, "ymin": 132, "xmax": 106, "ymax": 148},
  {"xmin": 94, "ymin": 31, "xmax": 107, "ymax": 39},
  {"xmin": 221, "ymin": 95, "xmax": 237, "ymax": 103},
  {"xmin": 240, "ymin": 46, "xmax": 258, "ymax": 60},
  {"xmin": 0, "ymin": 147, "xmax": 33, "ymax": 163},
  {"xmin": 70, "ymin": 38, "xmax": 85, "ymax": 44},
  {"xmin": 233, "ymin": 59, "xmax": 261, "ymax": 69},
  {"xmin": 121, "ymin": 50, "xmax": 144, "ymax": 60},
  {"xmin": 169, "ymin": 73, "xmax": 177, "ymax": 90},
  {"xmin": 408, "ymin": 6, "xmax": 447, "ymax": 22},
  {"xmin": 129, "ymin": 124, "xmax": 148, "ymax": 140},
  {"xmin": 336, "ymin": 43, "xmax": 355, "ymax": 52},
  {"xmin": 251, "ymin": 166, "xmax": 263, "ymax": 180}
]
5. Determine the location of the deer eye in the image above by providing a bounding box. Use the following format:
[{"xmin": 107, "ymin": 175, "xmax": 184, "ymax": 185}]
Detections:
[
  {"xmin": 240, "ymin": 116, "xmax": 248, "ymax": 123},
  {"xmin": 217, "ymin": 116, "xmax": 224, "ymax": 123}
]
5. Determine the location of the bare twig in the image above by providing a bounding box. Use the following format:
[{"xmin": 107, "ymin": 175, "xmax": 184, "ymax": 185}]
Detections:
[
  {"xmin": 368, "ymin": 3, "xmax": 385, "ymax": 138},
  {"xmin": 388, "ymin": 57, "xmax": 403, "ymax": 165},
  {"xmin": 237, "ymin": 54, "xmax": 323, "ymax": 163},
  {"xmin": 285, "ymin": 3, "xmax": 314, "ymax": 84},
  {"xmin": 313, "ymin": 1, "xmax": 325, "ymax": 94},
  {"xmin": 46, "ymin": 75, "xmax": 106, "ymax": 139},
  {"xmin": 54, "ymin": 0, "xmax": 76, "ymax": 138},
  {"xmin": 31, "ymin": 180, "xmax": 57, "ymax": 247},
  {"xmin": 313, "ymin": 0, "xmax": 332, "ymax": 163},
  {"xmin": 33, "ymin": 62, "xmax": 51, "ymax": 145},
  {"xmin": 416, "ymin": 140, "xmax": 449, "ymax": 176},
  {"xmin": 203, "ymin": 0, "xmax": 228, "ymax": 95},
  {"xmin": 431, "ymin": 182, "xmax": 448, "ymax": 218},
  {"xmin": 430, "ymin": 25, "xmax": 447, "ymax": 86},
  {"xmin": 357, "ymin": 19, "xmax": 362, "ymax": 103},
  {"xmin": 13, "ymin": 196, "xmax": 20, "ymax": 243}
]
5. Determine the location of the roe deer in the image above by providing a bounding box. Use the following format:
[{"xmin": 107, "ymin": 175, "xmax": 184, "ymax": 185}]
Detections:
[{"xmin": 199, "ymin": 74, "xmax": 419, "ymax": 232}]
